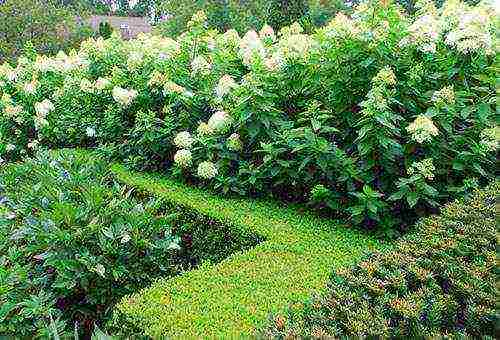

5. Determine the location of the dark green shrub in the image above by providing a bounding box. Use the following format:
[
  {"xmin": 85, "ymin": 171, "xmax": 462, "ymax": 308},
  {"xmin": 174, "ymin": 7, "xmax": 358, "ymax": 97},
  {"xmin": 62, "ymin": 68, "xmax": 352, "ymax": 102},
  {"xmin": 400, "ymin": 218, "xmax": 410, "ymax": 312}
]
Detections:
[
  {"xmin": 264, "ymin": 183, "xmax": 498, "ymax": 337},
  {"xmin": 0, "ymin": 149, "xmax": 259, "ymax": 337},
  {"xmin": 98, "ymin": 22, "xmax": 114, "ymax": 39}
]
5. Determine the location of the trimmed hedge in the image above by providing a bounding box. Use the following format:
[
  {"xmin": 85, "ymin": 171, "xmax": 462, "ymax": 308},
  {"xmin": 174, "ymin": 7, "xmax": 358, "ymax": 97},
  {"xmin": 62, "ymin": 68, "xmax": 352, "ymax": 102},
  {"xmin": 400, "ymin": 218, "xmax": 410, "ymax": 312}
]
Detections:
[
  {"xmin": 0, "ymin": 149, "xmax": 259, "ymax": 337},
  {"xmin": 108, "ymin": 164, "xmax": 389, "ymax": 337},
  {"xmin": 264, "ymin": 183, "xmax": 498, "ymax": 337}
]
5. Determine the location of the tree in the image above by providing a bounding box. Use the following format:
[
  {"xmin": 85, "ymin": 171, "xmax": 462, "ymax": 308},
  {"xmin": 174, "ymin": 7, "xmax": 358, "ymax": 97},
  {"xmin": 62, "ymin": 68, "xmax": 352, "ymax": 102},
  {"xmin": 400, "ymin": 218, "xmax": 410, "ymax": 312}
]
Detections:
[{"xmin": 0, "ymin": 0, "xmax": 93, "ymax": 62}]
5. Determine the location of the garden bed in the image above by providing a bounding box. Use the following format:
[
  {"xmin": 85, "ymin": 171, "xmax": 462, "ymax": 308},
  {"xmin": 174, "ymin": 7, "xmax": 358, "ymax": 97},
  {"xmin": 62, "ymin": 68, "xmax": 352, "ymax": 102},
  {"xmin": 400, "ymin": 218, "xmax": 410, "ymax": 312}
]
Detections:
[{"xmin": 0, "ymin": 149, "xmax": 259, "ymax": 337}]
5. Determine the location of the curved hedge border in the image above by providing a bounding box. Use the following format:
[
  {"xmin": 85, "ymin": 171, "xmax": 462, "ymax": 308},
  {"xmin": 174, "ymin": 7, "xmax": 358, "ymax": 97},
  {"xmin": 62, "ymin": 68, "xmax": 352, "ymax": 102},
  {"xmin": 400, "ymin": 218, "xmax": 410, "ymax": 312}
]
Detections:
[{"xmin": 109, "ymin": 164, "xmax": 389, "ymax": 336}]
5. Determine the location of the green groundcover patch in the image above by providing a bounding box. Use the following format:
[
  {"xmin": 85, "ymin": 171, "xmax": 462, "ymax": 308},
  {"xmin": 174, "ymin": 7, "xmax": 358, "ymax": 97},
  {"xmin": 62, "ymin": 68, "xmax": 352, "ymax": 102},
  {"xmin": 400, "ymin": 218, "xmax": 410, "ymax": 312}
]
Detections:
[{"xmin": 110, "ymin": 164, "xmax": 390, "ymax": 337}]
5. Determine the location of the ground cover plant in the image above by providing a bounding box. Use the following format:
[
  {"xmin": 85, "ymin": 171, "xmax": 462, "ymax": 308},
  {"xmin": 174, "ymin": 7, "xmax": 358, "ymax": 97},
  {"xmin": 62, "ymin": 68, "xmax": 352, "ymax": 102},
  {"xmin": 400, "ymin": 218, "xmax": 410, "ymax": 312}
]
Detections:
[
  {"xmin": 0, "ymin": 149, "xmax": 259, "ymax": 337},
  {"xmin": 107, "ymin": 162, "xmax": 386, "ymax": 336},
  {"xmin": 264, "ymin": 183, "xmax": 498, "ymax": 337},
  {"xmin": 0, "ymin": 0, "xmax": 496, "ymax": 238}
]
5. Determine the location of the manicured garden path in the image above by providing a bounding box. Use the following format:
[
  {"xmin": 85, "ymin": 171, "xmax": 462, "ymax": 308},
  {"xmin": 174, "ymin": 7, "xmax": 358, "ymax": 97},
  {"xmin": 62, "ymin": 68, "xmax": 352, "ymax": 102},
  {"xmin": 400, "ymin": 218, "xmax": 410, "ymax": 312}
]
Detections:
[{"xmin": 111, "ymin": 164, "xmax": 390, "ymax": 337}]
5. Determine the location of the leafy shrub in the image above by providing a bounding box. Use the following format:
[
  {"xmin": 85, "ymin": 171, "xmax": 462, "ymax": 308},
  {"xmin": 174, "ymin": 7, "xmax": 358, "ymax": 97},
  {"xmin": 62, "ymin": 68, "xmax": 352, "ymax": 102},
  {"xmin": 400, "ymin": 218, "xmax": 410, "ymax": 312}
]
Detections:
[
  {"xmin": 263, "ymin": 183, "xmax": 498, "ymax": 337},
  {"xmin": 0, "ymin": 0, "xmax": 93, "ymax": 63},
  {"xmin": 0, "ymin": 0, "xmax": 496, "ymax": 235},
  {"xmin": 0, "ymin": 150, "xmax": 259, "ymax": 337}
]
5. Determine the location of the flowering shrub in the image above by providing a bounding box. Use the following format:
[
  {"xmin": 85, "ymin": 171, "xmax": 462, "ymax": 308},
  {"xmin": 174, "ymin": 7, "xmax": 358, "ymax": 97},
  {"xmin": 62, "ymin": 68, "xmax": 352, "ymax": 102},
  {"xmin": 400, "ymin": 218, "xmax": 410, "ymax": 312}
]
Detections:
[
  {"xmin": 0, "ymin": 0, "xmax": 496, "ymax": 234},
  {"xmin": 0, "ymin": 150, "xmax": 259, "ymax": 337}
]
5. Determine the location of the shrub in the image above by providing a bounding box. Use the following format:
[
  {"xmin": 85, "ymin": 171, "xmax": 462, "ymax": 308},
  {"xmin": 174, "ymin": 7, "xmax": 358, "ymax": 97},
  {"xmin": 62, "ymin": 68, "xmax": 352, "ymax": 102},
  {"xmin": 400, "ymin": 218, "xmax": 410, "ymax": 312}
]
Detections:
[
  {"xmin": 0, "ymin": 0, "xmax": 496, "ymax": 235},
  {"xmin": 0, "ymin": 149, "xmax": 259, "ymax": 337},
  {"xmin": 0, "ymin": 0, "xmax": 93, "ymax": 63},
  {"xmin": 263, "ymin": 183, "xmax": 498, "ymax": 337}
]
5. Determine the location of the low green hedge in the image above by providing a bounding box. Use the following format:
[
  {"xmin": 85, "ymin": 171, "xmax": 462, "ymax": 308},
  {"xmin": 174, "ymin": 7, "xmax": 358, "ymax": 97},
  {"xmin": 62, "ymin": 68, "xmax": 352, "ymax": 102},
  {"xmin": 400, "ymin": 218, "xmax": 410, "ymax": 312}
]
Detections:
[
  {"xmin": 0, "ymin": 149, "xmax": 258, "ymax": 337},
  {"xmin": 109, "ymin": 164, "xmax": 388, "ymax": 337},
  {"xmin": 264, "ymin": 183, "xmax": 498, "ymax": 337}
]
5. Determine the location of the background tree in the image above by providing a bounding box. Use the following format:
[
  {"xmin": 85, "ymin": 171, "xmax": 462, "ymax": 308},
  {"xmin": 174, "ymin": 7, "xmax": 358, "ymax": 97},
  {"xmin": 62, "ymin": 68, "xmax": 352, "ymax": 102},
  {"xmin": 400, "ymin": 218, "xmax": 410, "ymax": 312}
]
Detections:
[{"xmin": 0, "ymin": 0, "xmax": 93, "ymax": 62}]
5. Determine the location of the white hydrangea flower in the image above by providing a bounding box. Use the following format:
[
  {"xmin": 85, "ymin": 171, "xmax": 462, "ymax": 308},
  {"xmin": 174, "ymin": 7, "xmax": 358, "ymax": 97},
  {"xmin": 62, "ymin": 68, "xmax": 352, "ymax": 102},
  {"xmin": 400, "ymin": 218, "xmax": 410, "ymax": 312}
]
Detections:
[
  {"xmin": 191, "ymin": 55, "xmax": 211, "ymax": 75},
  {"xmin": 148, "ymin": 71, "xmax": 167, "ymax": 88},
  {"xmin": 174, "ymin": 149, "xmax": 192, "ymax": 167},
  {"xmin": 373, "ymin": 66, "xmax": 396, "ymax": 86},
  {"xmin": 197, "ymin": 122, "xmax": 214, "ymax": 136},
  {"xmin": 197, "ymin": 161, "xmax": 218, "ymax": 179},
  {"xmin": 207, "ymin": 111, "xmax": 232, "ymax": 133},
  {"xmin": 407, "ymin": 115, "xmax": 439, "ymax": 144},
  {"xmin": 408, "ymin": 158, "xmax": 435, "ymax": 180},
  {"xmin": 278, "ymin": 33, "xmax": 315, "ymax": 60},
  {"xmin": 174, "ymin": 131, "xmax": 194, "ymax": 149},
  {"xmin": 95, "ymin": 77, "xmax": 111, "ymax": 91},
  {"xmin": 163, "ymin": 81, "xmax": 187, "ymax": 95},
  {"xmin": 4, "ymin": 105, "xmax": 23, "ymax": 118},
  {"xmin": 324, "ymin": 12, "xmax": 360, "ymax": 38},
  {"xmin": 112, "ymin": 86, "xmax": 138, "ymax": 106},
  {"xmin": 431, "ymin": 86, "xmax": 455, "ymax": 106},
  {"xmin": 239, "ymin": 30, "xmax": 266, "ymax": 66},
  {"xmin": 480, "ymin": 127, "xmax": 498, "ymax": 152},
  {"xmin": 35, "ymin": 99, "xmax": 55, "ymax": 117},
  {"xmin": 23, "ymin": 80, "xmax": 38, "ymax": 95},
  {"xmin": 215, "ymin": 75, "xmax": 238, "ymax": 98},
  {"xmin": 227, "ymin": 133, "xmax": 242, "ymax": 151},
  {"xmin": 80, "ymin": 79, "xmax": 94, "ymax": 93}
]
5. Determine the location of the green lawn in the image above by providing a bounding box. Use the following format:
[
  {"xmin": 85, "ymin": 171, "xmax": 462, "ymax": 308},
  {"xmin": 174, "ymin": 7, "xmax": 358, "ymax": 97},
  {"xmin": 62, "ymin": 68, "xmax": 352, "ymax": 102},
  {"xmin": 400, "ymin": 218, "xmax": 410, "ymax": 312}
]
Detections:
[{"xmin": 111, "ymin": 164, "xmax": 391, "ymax": 337}]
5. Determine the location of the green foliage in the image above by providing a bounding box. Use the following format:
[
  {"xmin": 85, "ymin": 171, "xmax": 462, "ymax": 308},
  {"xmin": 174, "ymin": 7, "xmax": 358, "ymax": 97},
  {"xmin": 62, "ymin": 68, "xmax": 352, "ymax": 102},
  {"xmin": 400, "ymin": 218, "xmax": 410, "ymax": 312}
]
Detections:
[
  {"xmin": 0, "ymin": 0, "xmax": 93, "ymax": 63},
  {"xmin": 263, "ymin": 183, "xmax": 498, "ymax": 337},
  {"xmin": 0, "ymin": 149, "xmax": 258, "ymax": 337},
  {"xmin": 108, "ymin": 162, "xmax": 386, "ymax": 336},
  {"xmin": 98, "ymin": 22, "xmax": 114, "ymax": 39},
  {"xmin": 0, "ymin": 0, "xmax": 496, "ymax": 236}
]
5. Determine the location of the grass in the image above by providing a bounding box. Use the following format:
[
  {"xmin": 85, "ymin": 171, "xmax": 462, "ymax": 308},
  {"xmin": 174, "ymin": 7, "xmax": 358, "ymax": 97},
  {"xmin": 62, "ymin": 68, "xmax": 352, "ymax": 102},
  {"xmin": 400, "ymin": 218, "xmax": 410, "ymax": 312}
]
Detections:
[{"xmin": 110, "ymin": 164, "xmax": 391, "ymax": 337}]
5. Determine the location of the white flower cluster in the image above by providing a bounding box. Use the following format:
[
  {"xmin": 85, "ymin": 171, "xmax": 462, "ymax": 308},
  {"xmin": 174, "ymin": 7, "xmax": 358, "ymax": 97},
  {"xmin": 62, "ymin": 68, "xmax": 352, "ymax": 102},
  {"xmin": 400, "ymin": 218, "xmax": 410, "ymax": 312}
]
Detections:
[
  {"xmin": 163, "ymin": 81, "xmax": 188, "ymax": 96},
  {"xmin": 207, "ymin": 111, "xmax": 232, "ymax": 133},
  {"xmin": 278, "ymin": 33, "xmax": 315, "ymax": 60},
  {"xmin": 191, "ymin": 55, "xmax": 212, "ymax": 75},
  {"xmin": 174, "ymin": 131, "xmax": 194, "ymax": 149},
  {"xmin": 226, "ymin": 133, "xmax": 242, "ymax": 151},
  {"xmin": 431, "ymin": 86, "xmax": 455, "ymax": 106},
  {"xmin": 400, "ymin": 0, "xmax": 494, "ymax": 55},
  {"xmin": 407, "ymin": 115, "xmax": 439, "ymax": 144},
  {"xmin": 112, "ymin": 86, "xmax": 138, "ymax": 106},
  {"xmin": 239, "ymin": 30, "xmax": 267, "ymax": 66},
  {"xmin": 22, "ymin": 79, "xmax": 38, "ymax": 95},
  {"xmin": 197, "ymin": 122, "xmax": 214, "ymax": 136},
  {"xmin": 95, "ymin": 77, "xmax": 111, "ymax": 91},
  {"xmin": 197, "ymin": 161, "xmax": 218, "ymax": 179},
  {"xmin": 372, "ymin": 67, "xmax": 397, "ymax": 86},
  {"xmin": 148, "ymin": 71, "xmax": 168, "ymax": 88},
  {"xmin": 215, "ymin": 75, "xmax": 238, "ymax": 98},
  {"xmin": 174, "ymin": 149, "xmax": 193, "ymax": 168},
  {"xmin": 400, "ymin": 13, "xmax": 440, "ymax": 53},
  {"xmin": 34, "ymin": 99, "xmax": 55, "ymax": 130},
  {"xmin": 408, "ymin": 158, "xmax": 435, "ymax": 180},
  {"xmin": 480, "ymin": 127, "xmax": 498, "ymax": 152},
  {"xmin": 323, "ymin": 13, "xmax": 360, "ymax": 38},
  {"xmin": 443, "ymin": 5, "xmax": 493, "ymax": 55}
]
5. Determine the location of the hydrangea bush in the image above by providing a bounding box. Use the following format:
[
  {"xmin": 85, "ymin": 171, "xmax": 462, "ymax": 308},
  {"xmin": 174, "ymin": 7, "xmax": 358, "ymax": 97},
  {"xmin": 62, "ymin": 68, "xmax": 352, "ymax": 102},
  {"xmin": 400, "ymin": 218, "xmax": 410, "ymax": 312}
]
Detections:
[{"xmin": 0, "ymin": 0, "xmax": 496, "ymax": 234}]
